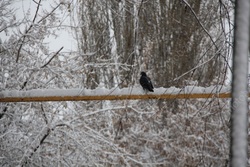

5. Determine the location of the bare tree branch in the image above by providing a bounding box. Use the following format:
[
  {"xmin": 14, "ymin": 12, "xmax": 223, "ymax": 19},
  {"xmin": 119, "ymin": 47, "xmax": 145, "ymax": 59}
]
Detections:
[
  {"xmin": 37, "ymin": 2, "xmax": 62, "ymax": 24},
  {"xmin": 16, "ymin": 0, "xmax": 42, "ymax": 63},
  {"xmin": 16, "ymin": 1, "xmax": 62, "ymax": 63},
  {"xmin": 41, "ymin": 46, "xmax": 64, "ymax": 68},
  {"xmin": 181, "ymin": 0, "xmax": 218, "ymax": 50}
]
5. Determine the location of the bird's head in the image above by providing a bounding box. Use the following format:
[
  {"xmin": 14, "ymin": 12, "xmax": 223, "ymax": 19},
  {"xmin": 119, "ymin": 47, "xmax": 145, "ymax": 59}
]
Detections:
[{"xmin": 141, "ymin": 71, "xmax": 147, "ymax": 76}]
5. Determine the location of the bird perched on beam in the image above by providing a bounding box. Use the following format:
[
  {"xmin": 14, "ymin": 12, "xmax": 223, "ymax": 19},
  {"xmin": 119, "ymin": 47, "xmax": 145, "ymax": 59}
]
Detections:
[{"xmin": 139, "ymin": 71, "xmax": 154, "ymax": 92}]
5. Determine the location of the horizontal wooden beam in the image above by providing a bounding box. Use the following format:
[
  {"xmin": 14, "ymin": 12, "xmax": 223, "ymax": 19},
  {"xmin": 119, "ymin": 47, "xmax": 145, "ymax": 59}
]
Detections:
[
  {"xmin": 0, "ymin": 93, "xmax": 233, "ymax": 102},
  {"xmin": 0, "ymin": 87, "xmax": 234, "ymax": 102}
]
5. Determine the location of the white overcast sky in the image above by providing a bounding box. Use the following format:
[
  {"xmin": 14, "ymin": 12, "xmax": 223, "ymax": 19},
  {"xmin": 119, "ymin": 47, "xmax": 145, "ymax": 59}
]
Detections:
[{"xmin": 0, "ymin": 0, "xmax": 76, "ymax": 52}]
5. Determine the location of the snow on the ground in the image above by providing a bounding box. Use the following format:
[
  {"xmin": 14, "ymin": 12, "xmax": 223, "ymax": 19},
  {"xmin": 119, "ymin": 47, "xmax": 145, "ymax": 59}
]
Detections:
[{"xmin": 0, "ymin": 85, "xmax": 230, "ymax": 98}]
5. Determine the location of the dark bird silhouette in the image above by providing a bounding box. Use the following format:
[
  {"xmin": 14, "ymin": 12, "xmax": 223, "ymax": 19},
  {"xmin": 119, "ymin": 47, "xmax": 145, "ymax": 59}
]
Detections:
[{"xmin": 139, "ymin": 71, "xmax": 154, "ymax": 92}]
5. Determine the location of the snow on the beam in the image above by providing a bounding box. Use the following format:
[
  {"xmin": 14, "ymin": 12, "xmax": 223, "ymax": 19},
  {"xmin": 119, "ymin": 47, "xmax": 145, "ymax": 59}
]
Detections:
[{"xmin": 0, "ymin": 85, "xmax": 230, "ymax": 98}]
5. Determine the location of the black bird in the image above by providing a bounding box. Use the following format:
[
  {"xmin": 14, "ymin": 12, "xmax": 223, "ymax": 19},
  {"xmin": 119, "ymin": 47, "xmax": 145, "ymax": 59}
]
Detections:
[{"xmin": 139, "ymin": 71, "xmax": 154, "ymax": 92}]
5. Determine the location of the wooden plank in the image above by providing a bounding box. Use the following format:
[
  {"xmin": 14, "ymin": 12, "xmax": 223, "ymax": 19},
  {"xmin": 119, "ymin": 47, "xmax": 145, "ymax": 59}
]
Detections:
[{"xmin": 0, "ymin": 92, "xmax": 233, "ymax": 102}]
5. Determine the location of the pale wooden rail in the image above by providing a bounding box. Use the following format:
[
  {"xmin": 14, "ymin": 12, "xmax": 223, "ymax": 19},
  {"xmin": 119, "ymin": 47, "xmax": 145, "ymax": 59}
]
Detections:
[{"xmin": 0, "ymin": 90, "xmax": 234, "ymax": 102}]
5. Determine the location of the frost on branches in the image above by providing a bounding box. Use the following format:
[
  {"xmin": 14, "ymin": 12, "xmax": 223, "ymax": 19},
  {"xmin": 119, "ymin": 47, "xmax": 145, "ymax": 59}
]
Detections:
[{"xmin": 0, "ymin": 0, "xmax": 238, "ymax": 166}]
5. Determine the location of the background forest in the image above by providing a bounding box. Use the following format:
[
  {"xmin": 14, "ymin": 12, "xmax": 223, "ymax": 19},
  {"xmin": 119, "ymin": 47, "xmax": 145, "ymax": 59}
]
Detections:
[{"xmin": 0, "ymin": 0, "xmax": 241, "ymax": 166}]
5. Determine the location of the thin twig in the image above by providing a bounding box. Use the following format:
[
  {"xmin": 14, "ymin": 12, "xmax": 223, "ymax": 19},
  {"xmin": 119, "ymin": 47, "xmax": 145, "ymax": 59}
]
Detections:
[
  {"xmin": 16, "ymin": 0, "xmax": 42, "ymax": 63},
  {"xmin": 181, "ymin": 0, "xmax": 219, "ymax": 50},
  {"xmin": 32, "ymin": 0, "xmax": 40, "ymax": 5},
  {"xmin": 180, "ymin": 0, "xmax": 232, "ymax": 75},
  {"xmin": 37, "ymin": 2, "xmax": 62, "ymax": 24},
  {"xmin": 41, "ymin": 47, "xmax": 64, "ymax": 68},
  {"xmin": 16, "ymin": 1, "xmax": 62, "ymax": 63},
  {"xmin": 173, "ymin": 52, "xmax": 218, "ymax": 81}
]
